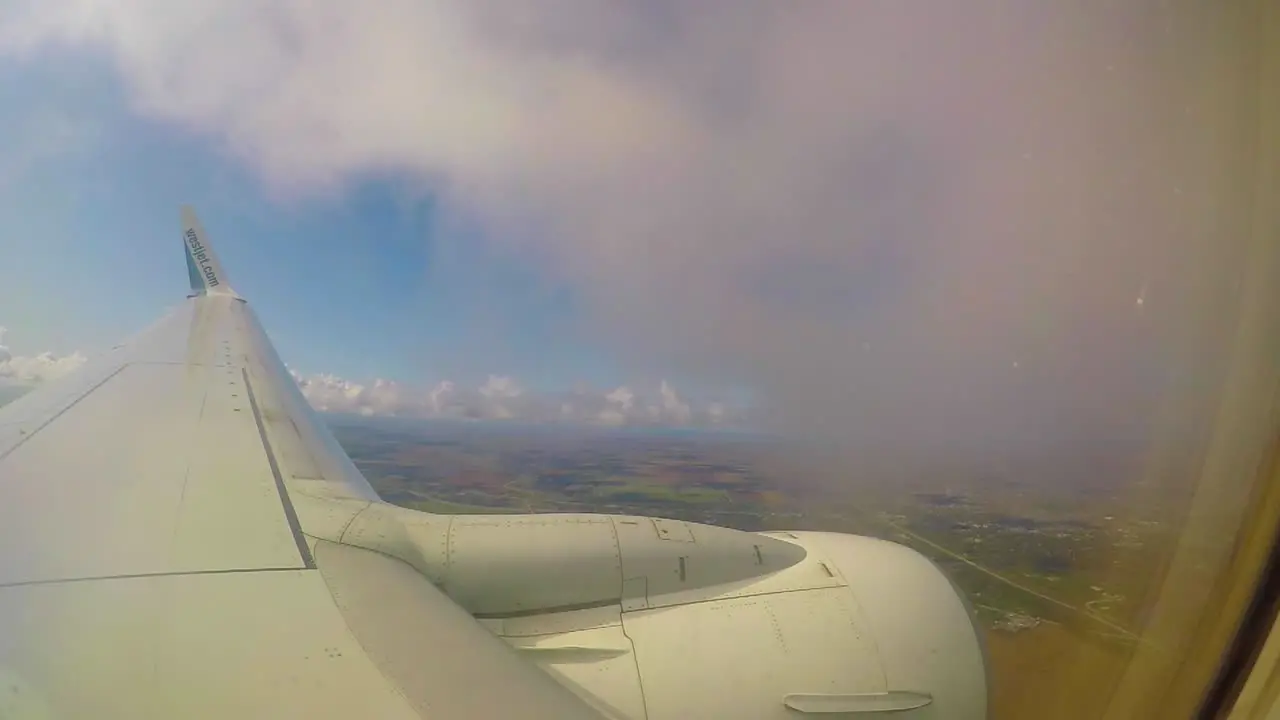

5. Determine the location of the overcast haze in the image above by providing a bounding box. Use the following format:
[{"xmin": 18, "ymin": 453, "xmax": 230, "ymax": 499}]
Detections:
[{"xmin": 0, "ymin": 2, "xmax": 1263, "ymax": 461}]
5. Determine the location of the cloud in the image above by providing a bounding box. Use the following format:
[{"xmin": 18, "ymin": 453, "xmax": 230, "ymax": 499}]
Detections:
[
  {"xmin": 0, "ymin": 2, "xmax": 1255, "ymax": 460},
  {"xmin": 0, "ymin": 333, "xmax": 731, "ymax": 426},
  {"xmin": 0, "ymin": 307, "xmax": 734, "ymax": 425},
  {"xmin": 0, "ymin": 326, "xmax": 87, "ymax": 385},
  {"xmin": 428, "ymin": 380, "xmax": 454, "ymax": 414},
  {"xmin": 478, "ymin": 375, "xmax": 522, "ymax": 399},
  {"xmin": 605, "ymin": 385, "xmax": 634, "ymax": 411},
  {"xmin": 475, "ymin": 374, "xmax": 520, "ymax": 418},
  {"xmin": 658, "ymin": 381, "xmax": 691, "ymax": 426},
  {"xmin": 288, "ymin": 367, "xmax": 740, "ymax": 427},
  {"xmin": 288, "ymin": 371, "xmax": 406, "ymax": 417}
]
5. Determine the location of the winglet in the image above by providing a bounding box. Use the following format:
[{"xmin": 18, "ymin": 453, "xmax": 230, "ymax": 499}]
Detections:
[{"xmin": 181, "ymin": 206, "xmax": 235, "ymax": 296}]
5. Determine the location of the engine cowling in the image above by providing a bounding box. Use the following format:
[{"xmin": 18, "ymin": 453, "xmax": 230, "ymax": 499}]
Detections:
[
  {"xmin": 309, "ymin": 500, "xmax": 989, "ymax": 719},
  {"xmin": 498, "ymin": 529, "xmax": 988, "ymax": 720}
]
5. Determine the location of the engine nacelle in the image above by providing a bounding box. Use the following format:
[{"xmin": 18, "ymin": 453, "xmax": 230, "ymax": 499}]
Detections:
[
  {"xmin": 488, "ymin": 530, "xmax": 989, "ymax": 720},
  {"xmin": 297, "ymin": 496, "xmax": 988, "ymax": 719}
]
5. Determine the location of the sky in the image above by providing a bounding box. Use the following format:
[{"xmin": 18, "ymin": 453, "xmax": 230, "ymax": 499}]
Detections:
[{"xmin": 0, "ymin": 2, "xmax": 1265, "ymax": 458}]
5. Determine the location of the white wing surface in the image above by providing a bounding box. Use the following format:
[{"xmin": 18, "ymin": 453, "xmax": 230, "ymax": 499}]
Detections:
[{"xmin": 0, "ymin": 208, "xmax": 604, "ymax": 719}]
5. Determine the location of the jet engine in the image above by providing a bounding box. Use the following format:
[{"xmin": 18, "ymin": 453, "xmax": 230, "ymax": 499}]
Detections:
[{"xmin": 318, "ymin": 501, "xmax": 990, "ymax": 720}]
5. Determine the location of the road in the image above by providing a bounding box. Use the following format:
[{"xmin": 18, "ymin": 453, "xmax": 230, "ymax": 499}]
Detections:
[{"xmin": 838, "ymin": 512, "xmax": 1145, "ymax": 642}]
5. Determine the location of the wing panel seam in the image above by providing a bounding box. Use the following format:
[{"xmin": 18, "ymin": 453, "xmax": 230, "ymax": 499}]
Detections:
[
  {"xmin": 241, "ymin": 367, "xmax": 317, "ymax": 569},
  {"xmin": 472, "ymin": 598, "xmax": 623, "ymax": 620},
  {"xmin": 0, "ymin": 363, "xmax": 130, "ymax": 462},
  {"xmin": 0, "ymin": 565, "xmax": 310, "ymax": 589}
]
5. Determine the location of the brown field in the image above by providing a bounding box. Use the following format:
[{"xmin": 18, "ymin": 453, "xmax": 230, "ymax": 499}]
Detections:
[{"xmin": 987, "ymin": 624, "xmax": 1135, "ymax": 720}]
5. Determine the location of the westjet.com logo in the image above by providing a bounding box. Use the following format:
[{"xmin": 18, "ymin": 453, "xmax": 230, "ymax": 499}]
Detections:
[{"xmin": 186, "ymin": 229, "xmax": 220, "ymax": 287}]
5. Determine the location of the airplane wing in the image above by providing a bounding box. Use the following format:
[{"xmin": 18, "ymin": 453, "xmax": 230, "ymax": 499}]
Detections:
[{"xmin": 0, "ymin": 208, "xmax": 605, "ymax": 719}]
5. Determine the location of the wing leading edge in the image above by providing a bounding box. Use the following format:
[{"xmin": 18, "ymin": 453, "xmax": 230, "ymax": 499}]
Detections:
[{"xmin": 0, "ymin": 208, "xmax": 605, "ymax": 719}]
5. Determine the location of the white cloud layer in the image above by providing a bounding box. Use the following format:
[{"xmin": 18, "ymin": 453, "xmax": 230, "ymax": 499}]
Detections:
[
  {"xmin": 289, "ymin": 368, "xmax": 738, "ymax": 427},
  {"xmin": 0, "ymin": 327, "xmax": 87, "ymax": 384},
  {"xmin": 0, "ymin": 2, "xmax": 1258, "ymax": 459},
  {"xmin": 0, "ymin": 323, "xmax": 736, "ymax": 426}
]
